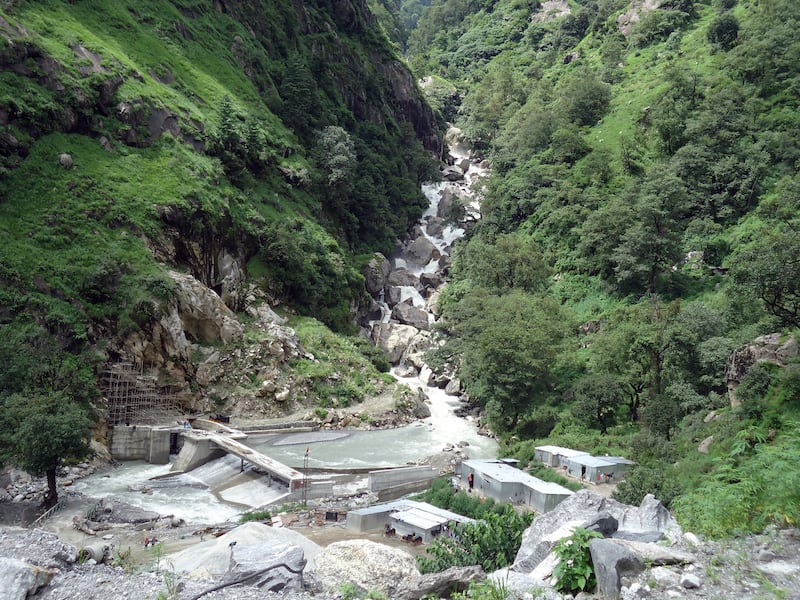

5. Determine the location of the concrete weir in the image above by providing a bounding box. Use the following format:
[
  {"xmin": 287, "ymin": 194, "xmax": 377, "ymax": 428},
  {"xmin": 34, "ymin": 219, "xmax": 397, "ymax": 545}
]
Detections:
[
  {"xmin": 110, "ymin": 419, "xmax": 309, "ymax": 498},
  {"xmin": 171, "ymin": 419, "xmax": 305, "ymax": 491}
]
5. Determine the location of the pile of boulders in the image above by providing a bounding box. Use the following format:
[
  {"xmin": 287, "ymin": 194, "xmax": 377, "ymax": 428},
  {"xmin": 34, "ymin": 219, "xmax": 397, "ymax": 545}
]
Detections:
[{"xmin": 0, "ymin": 464, "xmax": 97, "ymax": 505}]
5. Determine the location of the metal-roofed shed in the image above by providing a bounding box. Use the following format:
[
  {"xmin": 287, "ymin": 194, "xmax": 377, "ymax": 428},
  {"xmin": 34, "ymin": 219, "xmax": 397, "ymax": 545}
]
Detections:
[
  {"xmin": 389, "ymin": 504, "xmax": 475, "ymax": 543},
  {"xmin": 519, "ymin": 477, "xmax": 574, "ymax": 513},
  {"xmin": 462, "ymin": 459, "xmax": 524, "ymax": 502},
  {"xmin": 599, "ymin": 456, "xmax": 636, "ymax": 482},
  {"xmin": 565, "ymin": 454, "xmax": 616, "ymax": 484},
  {"xmin": 534, "ymin": 445, "xmax": 590, "ymax": 468},
  {"xmin": 461, "ymin": 459, "xmax": 573, "ymax": 512}
]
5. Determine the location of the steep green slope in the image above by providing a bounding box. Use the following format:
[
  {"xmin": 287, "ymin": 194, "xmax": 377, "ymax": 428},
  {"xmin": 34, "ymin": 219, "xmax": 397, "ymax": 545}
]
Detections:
[
  {"xmin": 403, "ymin": 0, "xmax": 800, "ymax": 535},
  {"xmin": 0, "ymin": 2, "xmax": 441, "ymax": 423}
]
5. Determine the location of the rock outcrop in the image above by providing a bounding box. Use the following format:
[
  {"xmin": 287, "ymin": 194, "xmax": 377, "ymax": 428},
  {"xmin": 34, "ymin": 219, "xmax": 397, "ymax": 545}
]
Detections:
[
  {"xmin": 512, "ymin": 490, "xmax": 684, "ymax": 596},
  {"xmin": 307, "ymin": 539, "xmax": 419, "ymax": 597},
  {"xmin": 0, "ymin": 556, "xmax": 55, "ymax": 600},
  {"xmin": 514, "ymin": 491, "xmax": 681, "ymax": 574},
  {"xmin": 393, "ymin": 565, "xmax": 485, "ymax": 600},
  {"xmin": 726, "ymin": 333, "xmax": 798, "ymax": 406}
]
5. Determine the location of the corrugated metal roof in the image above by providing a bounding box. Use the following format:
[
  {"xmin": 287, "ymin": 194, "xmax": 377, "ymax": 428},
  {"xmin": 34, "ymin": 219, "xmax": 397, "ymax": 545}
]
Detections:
[
  {"xmin": 464, "ymin": 460, "xmax": 573, "ymax": 496},
  {"xmin": 568, "ymin": 455, "xmax": 616, "ymax": 468},
  {"xmin": 391, "ymin": 508, "xmax": 443, "ymax": 530},
  {"xmin": 535, "ymin": 445, "xmax": 591, "ymax": 458},
  {"xmin": 390, "ymin": 505, "xmax": 476, "ymax": 530},
  {"xmin": 348, "ymin": 500, "xmax": 474, "ymax": 523}
]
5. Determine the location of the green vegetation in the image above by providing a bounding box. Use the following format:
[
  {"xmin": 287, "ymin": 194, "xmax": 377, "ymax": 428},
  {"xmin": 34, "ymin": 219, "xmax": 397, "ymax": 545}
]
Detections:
[
  {"xmin": 452, "ymin": 579, "xmax": 511, "ymax": 600},
  {"xmin": 239, "ymin": 509, "xmax": 272, "ymax": 524},
  {"xmin": 0, "ymin": 0, "xmax": 440, "ymax": 490},
  {"xmin": 552, "ymin": 528, "xmax": 603, "ymax": 595},
  {"xmin": 400, "ymin": 0, "xmax": 800, "ymax": 538},
  {"xmin": 290, "ymin": 317, "xmax": 392, "ymax": 408},
  {"xmin": 416, "ymin": 478, "xmax": 535, "ymax": 573}
]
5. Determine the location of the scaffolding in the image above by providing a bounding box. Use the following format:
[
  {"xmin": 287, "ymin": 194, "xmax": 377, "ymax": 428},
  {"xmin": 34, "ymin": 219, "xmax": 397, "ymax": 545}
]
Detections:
[{"xmin": 103, "ymin": 362, "xmax": 181, "ymax": 426}]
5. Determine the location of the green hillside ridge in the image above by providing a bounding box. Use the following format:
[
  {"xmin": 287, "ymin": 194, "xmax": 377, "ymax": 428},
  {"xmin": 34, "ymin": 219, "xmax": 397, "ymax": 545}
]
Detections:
[
  {"xmin": 393, "ymin": 0, "xmax": 800, "ymax": 537},
  {"xmin": 0, "ymin": 0, "xmax": 443, "ymax": 495}
]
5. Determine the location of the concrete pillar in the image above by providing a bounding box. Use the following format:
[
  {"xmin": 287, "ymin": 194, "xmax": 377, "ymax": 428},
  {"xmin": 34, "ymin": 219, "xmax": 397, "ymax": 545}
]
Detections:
[{"xmin": 148, "ymin": 429, "xmax": 171, "ymax": 464}]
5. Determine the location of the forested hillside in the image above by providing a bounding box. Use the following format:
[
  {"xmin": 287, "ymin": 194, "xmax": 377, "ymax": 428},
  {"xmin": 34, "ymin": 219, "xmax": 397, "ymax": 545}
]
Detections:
[
  {"xmin": 387, "ymin": 0, "xmax": 800, "ymax": 536},
  {"xmin": 0, "ymin": 0, "xmax": 441, "ymax": 494}
]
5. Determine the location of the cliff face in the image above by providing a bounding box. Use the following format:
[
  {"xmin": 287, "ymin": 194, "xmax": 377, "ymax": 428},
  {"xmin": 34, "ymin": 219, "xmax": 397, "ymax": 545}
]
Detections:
[
  {"xmin": 0, "ymin": 1, "xmax": 441, "ymax": 167},
  {"xmin": 0, "ymin": 1, "xmax": 442, "ymax": 413}
]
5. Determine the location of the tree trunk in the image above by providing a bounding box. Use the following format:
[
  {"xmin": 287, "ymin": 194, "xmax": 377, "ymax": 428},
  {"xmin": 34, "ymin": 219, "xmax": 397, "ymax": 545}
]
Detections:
[{"xmin": 44, "ymin": 467, "xmax": 58, "ymax": 509}]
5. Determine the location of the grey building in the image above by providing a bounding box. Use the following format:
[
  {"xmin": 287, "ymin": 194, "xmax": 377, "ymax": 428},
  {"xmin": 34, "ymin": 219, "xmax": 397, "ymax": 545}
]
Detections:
[
  {"xmin": 533, "ymin": 445, "xmax": 590, "ymax": 468},
  {"xmin": 347, "ymin": 500, "xmax": 473, "ymax": 543},
  {"xmin": 565, "ymin": 454, "xmax": 618, "ymax": 484},
  {"xmin": 461, "ymin": 459, "xmax": 573, "ymax": 513}
]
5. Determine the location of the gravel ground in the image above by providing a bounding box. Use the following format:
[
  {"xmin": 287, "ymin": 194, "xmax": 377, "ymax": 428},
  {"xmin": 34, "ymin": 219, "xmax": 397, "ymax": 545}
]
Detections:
[{"xmin": 0, "ymin": 525, "xmax": 335, "ymax": 600}]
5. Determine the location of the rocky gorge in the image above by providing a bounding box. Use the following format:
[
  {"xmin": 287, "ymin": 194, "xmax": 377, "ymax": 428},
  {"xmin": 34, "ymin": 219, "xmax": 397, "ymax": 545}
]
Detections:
[{"xmin": 3, "ymin": 126, "xmax": 800, "ymax": 600}]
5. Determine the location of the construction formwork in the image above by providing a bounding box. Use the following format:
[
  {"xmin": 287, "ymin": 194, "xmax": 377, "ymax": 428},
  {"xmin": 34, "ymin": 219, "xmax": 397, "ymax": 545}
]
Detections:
[{"xmin": 102, "ymin": 362, "xmax": 180, "ymax": 426}]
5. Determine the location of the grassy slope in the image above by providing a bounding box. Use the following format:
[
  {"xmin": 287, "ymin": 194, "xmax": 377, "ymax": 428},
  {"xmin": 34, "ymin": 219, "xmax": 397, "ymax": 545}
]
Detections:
[{"xmin": 0, "ymin": 1, "xmax": 431, "ymax": 414}]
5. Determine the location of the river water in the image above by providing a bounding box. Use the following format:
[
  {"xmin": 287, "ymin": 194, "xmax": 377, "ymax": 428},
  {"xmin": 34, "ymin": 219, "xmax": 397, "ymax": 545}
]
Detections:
[
  {"xmin": 72, "ymin": 378, "xmax": 497, "ymax": 524},
  {"xmin": 73, "ymin": 140, "xmax": 495, "ymax": 525}
]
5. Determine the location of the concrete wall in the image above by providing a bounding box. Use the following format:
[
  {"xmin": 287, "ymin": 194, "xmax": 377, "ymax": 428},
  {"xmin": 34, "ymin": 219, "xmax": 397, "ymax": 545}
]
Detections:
[
  {"xmin": 285, "ymin": 480, "xmax": 334, "ymax": 504},
  {"xmin": 368, "ymin": 466, "xmax": 437, "ymax": 492},
  {"xmin": 347, "ymin": 507, "xmax": 395, "ymax": 533},
  {"xmin": 527, "ymin": 487, "xmax": 572, "ymax": 513},
  {"xmin": 110, "ymin": 425, "xmax": 173, "ymax": 464},
  {"xmin": 171, "ymin": 435, "xmax": 225, "ymax": 472},
  {"xmin": 376, "ymin": 479, "xmax": 435, "ymax": 502}
]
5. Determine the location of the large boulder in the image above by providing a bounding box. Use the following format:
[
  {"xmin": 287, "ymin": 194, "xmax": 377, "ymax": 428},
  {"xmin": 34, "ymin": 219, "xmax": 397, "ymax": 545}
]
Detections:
[
  {"xmin": 0, "ymin": 557, "xmax": 54, "ymax": 600},
  {"xmin": 392, "ymin": 302, "xmax": 431, "ymax": 331},
  {"xmin": 394, "ymin": 565, "xmax": 485, "ymax": 600},
  {"xmin": 371, "ymin": 322, "xmax": 420, "ymax": 364},
  {"xmin": 403, "ymin": 330, "xmax": 435, "ymax": 370},
  {"xmin": 169, "ymin": 270, "xmax": 244, "ymax": 345},
  {"xmin": 214, "ymin": 248, "xmax": 246, "ymax": 311},
  {"xmin": 513, "ymin": 491, "xmax": 681, "ymax": 575},
  {"xmin": 406, "ymin": 236, "xmax": 440, "ymax": 266},
  {"xmin": 437, "ymin": 186, "xmax": 464, "ymax": 219},
  {"xmin": 590, "ymin": 538, "xmax": 645, "ymax": 599},
  {"xmin": 306, "ymin": 539, "xmax": 419, "ymax": 597},
  {"xmin": 410, "ymin": 386, "xmax": 431, "ymax": 419},
  {"xmin": 226, "ymin": 543, "xmax": 306, "ymax": 592},
  {"xmin": 168, "ymin": 522, "xmax": 319, "ymax": 580},
  {"xmin": 385, "ymin": 286, "xmax": 403, "ymax": 308},
  {"xmin": 419, "ymin": 271, "xmax": 442, "ymax": 291},
  {"xmin": 441, "ymin": 165, "xmax": 464, "ymax": 181},
  {"xmin": 726, "ymin": 333, "xmax": 798, "ymax": 406},
  {"xmin": 387, "ymin": 268, "xmax": 420, "ymax": 288},
  {"xmin": 489, "ymin": 569, "xmax": 561, "ymax": 600},
  {"xmin": 363, "ymin": 253, "xmax": 391, "ymax": 295}
]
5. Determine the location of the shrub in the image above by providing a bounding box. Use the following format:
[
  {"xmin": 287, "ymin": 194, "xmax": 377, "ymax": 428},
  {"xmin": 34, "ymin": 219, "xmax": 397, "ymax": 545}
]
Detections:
[
  {"xmin": 707, "ymin": 14, "xmax": 739, "ymax": 50},
  {"xmin": 239, "ymin": 509, "xmax": 271, "ymax": 524},
  {"xmin": 552, "ymin": 528, "xmax": 602, "ymax": 594},
  {"xmin": 417, "ymin": 510, "xmax": 534, "ymax": 574},
  {"xmin": 612, "ymin": 464, "xmax": 682, "ymax": 508}
]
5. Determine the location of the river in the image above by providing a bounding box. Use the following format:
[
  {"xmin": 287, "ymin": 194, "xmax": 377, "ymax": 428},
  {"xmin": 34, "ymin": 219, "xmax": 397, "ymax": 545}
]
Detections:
[
  {"xmin": 72, "ymin": 377, "xmax": 497, "ymax": 524},
  {"xmin": 73, "ymin": 139, "xmax": 495, "ymax": 525}
]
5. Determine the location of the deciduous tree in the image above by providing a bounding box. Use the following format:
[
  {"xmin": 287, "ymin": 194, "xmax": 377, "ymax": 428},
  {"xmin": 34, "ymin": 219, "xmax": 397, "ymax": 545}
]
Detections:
[{"xmin": 0, "ymin": 392, "xmax": 93, "ymax": 508}]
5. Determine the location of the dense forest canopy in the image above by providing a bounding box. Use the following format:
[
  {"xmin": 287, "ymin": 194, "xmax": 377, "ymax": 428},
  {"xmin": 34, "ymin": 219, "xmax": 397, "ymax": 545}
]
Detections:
[{"xmin": 381, "ymin": 0, "xmax": 800, "ymax": 536}]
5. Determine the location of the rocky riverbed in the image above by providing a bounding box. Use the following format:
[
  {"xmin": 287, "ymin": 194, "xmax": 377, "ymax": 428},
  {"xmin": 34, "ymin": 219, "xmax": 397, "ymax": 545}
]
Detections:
[{"xmin": 3, "ymin": 482, "xmax": 800, "ymax": 600}]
